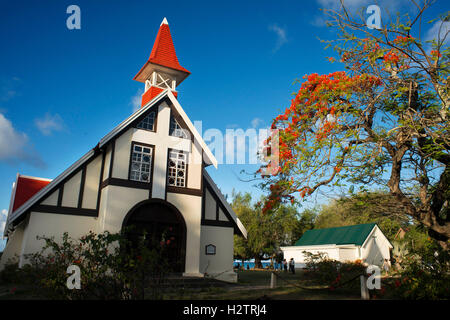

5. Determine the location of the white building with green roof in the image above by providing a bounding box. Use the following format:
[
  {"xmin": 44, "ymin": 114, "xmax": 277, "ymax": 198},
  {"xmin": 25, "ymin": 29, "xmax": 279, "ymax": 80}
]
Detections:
[{"xmin": 281, "ymin": 223, "xmax": 393, "ymax": 267}]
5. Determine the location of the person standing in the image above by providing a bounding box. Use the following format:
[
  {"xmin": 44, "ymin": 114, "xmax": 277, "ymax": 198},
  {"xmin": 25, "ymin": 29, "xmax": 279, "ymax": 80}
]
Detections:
[
  {"xmin": 382, "ymin": 258, "xmax": 390, "ymax": 274},
  {"xmin": 289, "ymin": 258, "xmax": 295, "ymax": 274},
  {"xmin": 283, "ymin": 259, "xmax": 288, "ymax": 272}
]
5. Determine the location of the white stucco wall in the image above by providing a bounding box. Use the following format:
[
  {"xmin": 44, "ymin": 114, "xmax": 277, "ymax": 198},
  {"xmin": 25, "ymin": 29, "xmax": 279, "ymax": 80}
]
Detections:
[
  {"xmin": 82, "ymin": 154, "xmax": 102, "ymax": 209},
  {"xmin": 204, "ymin": 188, "xmax": 216, "ymax": 220},
  {"xmin": 18, "ymin": 212, "xmax": 98, "ymax": 267},
  {"xmin": 97, "ymin": 185, "xmax": 149, "ymax": 234},
  {"xmin": 61, "ymin": 171, "xmax": 82, "ymax": 207},
  {"xmin": 40, "ymin": 189, "xmax": 59, "ymax": 206},
  {"xmin": 281, "ymin": 246, "xmax": 340, "ymax": 265},
  {"xmin": 166, "ymin": 192, "xmax": 202, "ymax": 277},
  {"xmin": 187, "ymin": 141, "xmax": 202, "ymax": 189},
  {"xmin": 0, "ymin": 220, "xmax": 26, "ymax": 269},
  {"xmin": 200, "ymin": 225, "xmax": 236, "ymax": 282},
  {"xmin": 339, "ymin": 247, "xmax": 358, "ymax": 261},
  {"xmin": 361, "ymin": 226, "xmax": 392, "ymax": 266}
]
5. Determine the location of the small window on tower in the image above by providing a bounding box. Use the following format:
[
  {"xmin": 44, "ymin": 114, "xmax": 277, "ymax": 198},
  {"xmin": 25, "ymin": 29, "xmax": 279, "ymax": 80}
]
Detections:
[
  {"xmin": 169, "ymin": 115, "xmax": 188, "ymax": 139},
  {"xmin": 167, "ymin": 150, "xmax": 187, "ymax": 187},
  {"xmin": 136, "ymin": 111, "xmax": 156, "ymax": 131},
  {"xmin": 130, "ymin": 143, "xmax": 153, "ymax": 183}
]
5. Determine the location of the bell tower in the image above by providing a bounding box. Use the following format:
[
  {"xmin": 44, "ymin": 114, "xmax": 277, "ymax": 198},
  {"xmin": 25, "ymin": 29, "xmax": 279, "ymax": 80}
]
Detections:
[{"xmin": 133, "ymin": 18, "xmax": 190, "ymax": 107}]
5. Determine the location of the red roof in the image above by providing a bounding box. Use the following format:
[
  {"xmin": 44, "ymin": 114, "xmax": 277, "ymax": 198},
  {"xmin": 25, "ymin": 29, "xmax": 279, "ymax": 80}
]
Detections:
[
  {"xmin": 134, "ymin": 19, "xmax": 190, "ymax": 82},
  {"xmin": 147, "ymin": 20, "xmax": 190, "ymax": 73},
  {"xmin": 12, "ymin": 176, "xmax": 51, "ymax": 213}
]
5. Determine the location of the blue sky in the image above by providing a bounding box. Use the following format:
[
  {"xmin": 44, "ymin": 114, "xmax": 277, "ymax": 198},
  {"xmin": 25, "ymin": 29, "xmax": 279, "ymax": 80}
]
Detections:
[{"xmin": 0, "ymin": 0, "xmax": 447, "ymax": 247}]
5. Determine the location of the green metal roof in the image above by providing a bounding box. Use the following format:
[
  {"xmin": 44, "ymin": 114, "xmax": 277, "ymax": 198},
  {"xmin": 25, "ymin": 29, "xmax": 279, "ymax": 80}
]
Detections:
[{"xmin": 294, "ymin": 223, "xmax": 377, "ymax": 246}]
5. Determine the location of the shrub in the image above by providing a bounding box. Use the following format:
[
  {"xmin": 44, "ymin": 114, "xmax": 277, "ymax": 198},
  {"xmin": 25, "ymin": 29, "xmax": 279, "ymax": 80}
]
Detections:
[
  {"xmin": 0, "ymin": 230, "xmax": 172, "ymax": 299},
  {"xmin": 303, "ymin": 251, "xmax": 366, "ymax": 289},
  {"xmin": 392, "ymin": 238, "xmax": 450, "ymax": 300}
]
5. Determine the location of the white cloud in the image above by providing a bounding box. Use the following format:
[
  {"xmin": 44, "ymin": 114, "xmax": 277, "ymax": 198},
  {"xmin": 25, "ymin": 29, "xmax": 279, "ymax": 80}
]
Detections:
[
  {"xmin": 425, "ymin": 20, "xmax": 450, "ymax": 46},
  {"xmin": 35, "ymin": 113, "xmax": 65, "ymax": 136},
  {"xmin": 268, "ymin": 24, "xmax": 288, "ymax": 52},
  {"xmin": 0, "ymin": 113, "xmax": 45, "ymax": 168},
  {"xmin": 251, "ymin": 117, "xmax": 264, "ymax": 128},
  {"xmin": 130, "ymin": 88, "xmax": 144, "ymax": 112}
]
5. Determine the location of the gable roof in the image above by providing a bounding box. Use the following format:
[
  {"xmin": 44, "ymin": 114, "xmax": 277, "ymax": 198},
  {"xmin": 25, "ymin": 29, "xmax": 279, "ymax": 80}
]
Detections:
[
  {"xmin": 11, "ymin": 175, "xmax": 52, "ymax": 212},
  {"xmin": 5, "ymin": 89, "xmax": 217, "ymax": 231},
  {"xmin": 203, "ymin": 169, "xmax": 247, "ymax": 239},
  {"xmin": 294, "ymin": 223, "xmax": 377, "ymax": 247}
]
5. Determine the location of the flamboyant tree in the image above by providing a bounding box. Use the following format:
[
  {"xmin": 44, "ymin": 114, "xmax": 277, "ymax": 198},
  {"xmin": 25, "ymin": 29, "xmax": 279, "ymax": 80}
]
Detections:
[{"xmin": 260, "ymin": 1, "xmax": 449, "ymax": 249}]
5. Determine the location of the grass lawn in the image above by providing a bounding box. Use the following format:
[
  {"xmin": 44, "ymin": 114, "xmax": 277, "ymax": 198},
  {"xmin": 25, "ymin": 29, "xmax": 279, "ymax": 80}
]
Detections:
[
  {"xmin": 0, "ymin": 269, "xmax": 362, "ymax": 300},
  {"xmin": 164, "ymin": 270, "xmax": 361, "ymax": 300}
]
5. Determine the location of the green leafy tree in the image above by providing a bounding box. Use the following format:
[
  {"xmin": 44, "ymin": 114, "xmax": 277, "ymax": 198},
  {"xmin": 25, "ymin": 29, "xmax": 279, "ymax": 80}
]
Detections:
[
  {"xmin": 232, "ymin": 192, "xmax": 300, "ymax": 268},
  {"xmin": 260, "ymin": 1, "xmax": 450, "ymax": 249},
  {"xmin": 314, "ymin": 191, "xmax": 410, "ymax": 239}
]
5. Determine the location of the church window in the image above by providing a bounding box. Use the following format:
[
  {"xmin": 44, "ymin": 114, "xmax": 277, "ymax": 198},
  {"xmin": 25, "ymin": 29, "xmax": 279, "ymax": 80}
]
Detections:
[
  {"xmin": 169, "ymin": 115, "xmax": 188, "ymax": 139},
  {"xmin": 136, "ymin": 111, "xmax": 156, "ymax": 131},
  {"xmin": 130, "ymin": 143, "xmax": 153, "ymax": 183},
  {"xmin": 167, "ymin": 149, "xmax": 187, "ymax": 187}
]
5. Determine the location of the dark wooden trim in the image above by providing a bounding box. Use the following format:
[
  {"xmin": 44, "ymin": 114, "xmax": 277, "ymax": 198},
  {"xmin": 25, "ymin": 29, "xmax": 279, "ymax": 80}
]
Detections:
[
  {"xmin": 32, "ymin": 205, "xmax": 97, "ymax": 217},
  {"xmin": 149, "ymin": 145, "xmax": 155, "ymax": 199},
  {"xmin": 201, "ymin": 183, "xmax": 206, "ymax": 220},
  {"xmin": 164, "ymin": 147, "xmax": 170, "ymax": 201},
  {"xmin": 57, "ymin": 186, "xmax": 64, "ymax": 207},
  {"xmin": 201, "ymin": 219, "xmax": 234, "ymax": 228},
  {"xmin": 101, "ymin": 177, "xmax": 151, "ymax": 190},
  {"xmin": 201, "ymin": 151, "xmax": 205, "ymax": 220},
  {"xmin": 96, "ymin": 150, "xmax": 106, "ymax": 211},
  {"xmin": 166, "ymin": 186, "xmax": 202, "ymax": 196},
  {"xmin": 109, "ymin": 139, "xmax": 115, "ymax": 179},
  {"xmin": 77, "ymin": 166, "xmax": 87, "ymax": 209},
  {"xmin": 215, "ymin": 195, "xmax": 220, "ymax": 221}
]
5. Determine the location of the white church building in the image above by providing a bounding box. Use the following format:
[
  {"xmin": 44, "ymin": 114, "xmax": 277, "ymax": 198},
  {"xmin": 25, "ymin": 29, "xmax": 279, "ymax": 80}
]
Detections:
[{"xmin": 0, "ymin": 18, "xmax": 247, "ymax": 283}]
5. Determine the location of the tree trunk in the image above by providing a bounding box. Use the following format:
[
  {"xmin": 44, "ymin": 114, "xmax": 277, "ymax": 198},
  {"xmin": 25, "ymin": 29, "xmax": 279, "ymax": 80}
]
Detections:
[{"xmin": 254, "ymin": 257, "xmax": 262, "ymax": 269}]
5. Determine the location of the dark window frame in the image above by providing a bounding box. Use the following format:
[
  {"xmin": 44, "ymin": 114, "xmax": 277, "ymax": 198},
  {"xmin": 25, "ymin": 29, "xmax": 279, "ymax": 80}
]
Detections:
[
  {"xmin": 128, "ymin": 141, "xmax": 155, "ymax": 185},
  {"xmin": 167, "ymin": 148, "xmax": 189, "ymax": 188},
  {"xmin": 205, "ymin": 244, "xmax": 216, "ymax": 255}
]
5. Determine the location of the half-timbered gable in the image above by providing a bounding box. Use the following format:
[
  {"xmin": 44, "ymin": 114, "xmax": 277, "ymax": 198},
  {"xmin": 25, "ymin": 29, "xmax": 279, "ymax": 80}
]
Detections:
[{"xmin": 0, "ymin": 18, "xmax": 246, "ymax": 283}]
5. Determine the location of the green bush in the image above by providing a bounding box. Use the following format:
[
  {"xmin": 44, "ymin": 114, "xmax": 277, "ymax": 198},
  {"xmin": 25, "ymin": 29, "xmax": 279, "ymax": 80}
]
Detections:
[
  {"xmin": 392, "ymin": 238, "xmax": 450, "ymax": 300},
  {"xmin": 303, "ymin": 251, "xmax": 366, "ymax": 289},
  {"xmin": 0, "ymin": 230, "xmax": 172, "ymax": 299}
]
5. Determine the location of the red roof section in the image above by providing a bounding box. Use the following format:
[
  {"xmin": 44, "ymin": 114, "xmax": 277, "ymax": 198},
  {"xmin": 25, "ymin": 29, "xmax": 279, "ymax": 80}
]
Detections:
[
  {"xmin": 12, "ymin": 176, "xmax": 51, "ymax": 212},
  {"xmin": 147, "ymin": 21, "xmax": 190, "ymax": 74}
]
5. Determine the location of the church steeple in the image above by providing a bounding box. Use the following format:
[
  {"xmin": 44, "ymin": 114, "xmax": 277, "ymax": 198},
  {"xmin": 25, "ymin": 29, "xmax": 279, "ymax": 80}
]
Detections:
[{"xmin": 133, "ymin": 18, "xmax": 190, "ymax": 107}]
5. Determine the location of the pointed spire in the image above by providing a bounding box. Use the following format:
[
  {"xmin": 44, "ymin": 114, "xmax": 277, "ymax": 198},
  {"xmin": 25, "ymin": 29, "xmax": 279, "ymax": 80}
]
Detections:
[
  {"xmin": 160, "ymin": 17, "xmax": 168, "ymax": 26},
  {"xmin": 147, "ymin": 20, "xmax": 189, "ymax": 73},
  {"xmin": 133, "ymin": 18, "xmax": 190, "ymax": 106}
]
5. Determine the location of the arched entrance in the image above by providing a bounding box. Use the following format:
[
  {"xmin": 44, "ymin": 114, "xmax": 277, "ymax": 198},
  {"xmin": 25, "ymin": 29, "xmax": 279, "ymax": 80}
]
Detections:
[{"xmin": 122, "ymin": 199, "xmax": 186, "ymax": 273}]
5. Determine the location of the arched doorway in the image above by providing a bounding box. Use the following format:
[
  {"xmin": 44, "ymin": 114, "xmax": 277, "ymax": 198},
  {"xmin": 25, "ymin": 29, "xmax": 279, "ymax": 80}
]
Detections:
[{"xmin": 122, "ymin": 199, "xmax": 186, "ymax": 273}]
